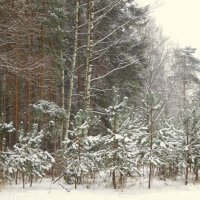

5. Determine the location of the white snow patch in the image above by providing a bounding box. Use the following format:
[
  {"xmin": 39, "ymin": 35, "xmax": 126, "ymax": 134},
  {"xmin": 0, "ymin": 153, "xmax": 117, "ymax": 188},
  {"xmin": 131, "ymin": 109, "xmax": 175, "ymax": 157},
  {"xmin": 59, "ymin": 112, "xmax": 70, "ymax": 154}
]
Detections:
[{"xmin": 1, "ymin": 179, "xmax": 200, "ymax": 200}]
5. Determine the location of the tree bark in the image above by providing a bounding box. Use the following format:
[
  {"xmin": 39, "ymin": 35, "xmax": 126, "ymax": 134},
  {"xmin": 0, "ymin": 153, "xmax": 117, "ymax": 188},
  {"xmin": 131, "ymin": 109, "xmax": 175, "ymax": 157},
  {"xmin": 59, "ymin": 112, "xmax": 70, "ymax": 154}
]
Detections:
[
  {"xmin": 183, "ymin": 61, "xmax": 189, "ymax": 186},
  {"xmin": 84, "ymin": 0, "xmax": 94, "ymax": 111},
  {"xmin": 26, "ymin": 80, "xmax": 31, "ymax": 132},
  {"xmin": 64, "ymin": 0, "xmax": 80, "ymax": 140},
  {"xmin": 22, "ymin": 172, "xmax": 25, "ymax": 189},
  {"xmin": 60, "ymin": 49, "xmax": 65, "ymax": 148},
  {"xmin": 148, "ymin": 107, "xmax": 153, "ymax": 189},
  {"xmin": 15, "ymin": 75, "xmax": 19, "ymax": 143},
  {"xmin": 112, "ymin": 170, "xmax": 116, "ymax": 189}
]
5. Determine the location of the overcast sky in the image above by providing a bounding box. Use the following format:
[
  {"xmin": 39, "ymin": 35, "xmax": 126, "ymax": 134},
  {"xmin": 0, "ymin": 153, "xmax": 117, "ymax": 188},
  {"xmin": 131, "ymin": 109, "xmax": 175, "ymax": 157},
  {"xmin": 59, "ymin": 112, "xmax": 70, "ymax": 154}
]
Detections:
[{"xmin": 138, "ymin": 0, "xmax": 200, "ymax": 56}]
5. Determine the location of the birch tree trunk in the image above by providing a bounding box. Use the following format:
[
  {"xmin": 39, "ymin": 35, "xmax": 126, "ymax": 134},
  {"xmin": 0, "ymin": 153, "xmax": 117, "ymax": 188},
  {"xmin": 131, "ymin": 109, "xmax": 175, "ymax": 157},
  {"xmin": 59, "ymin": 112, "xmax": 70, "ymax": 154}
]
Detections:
[
  {"xmin": 85, "ymin": 0, "xmax": 94, "ymax": 111},
  {"xmin": 64, "ymin": 0, "xmax": 80, "ymax": 140}
]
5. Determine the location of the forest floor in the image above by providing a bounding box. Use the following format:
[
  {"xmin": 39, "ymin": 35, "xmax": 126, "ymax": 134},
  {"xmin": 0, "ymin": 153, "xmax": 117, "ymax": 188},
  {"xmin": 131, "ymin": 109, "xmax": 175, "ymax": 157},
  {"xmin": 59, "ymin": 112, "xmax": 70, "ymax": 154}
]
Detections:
[{"xmin": 1, "ymin": 177, "xmax": 200, "ymax": 200}]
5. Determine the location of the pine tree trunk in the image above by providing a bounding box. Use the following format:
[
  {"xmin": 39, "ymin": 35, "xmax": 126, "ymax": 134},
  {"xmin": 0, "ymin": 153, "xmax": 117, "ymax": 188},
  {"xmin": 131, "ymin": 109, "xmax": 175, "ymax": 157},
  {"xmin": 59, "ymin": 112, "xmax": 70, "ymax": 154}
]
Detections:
[
  {"xmin": 22, "ymin": 172, "xmax": 25, "ymax": 189},
  {"xmin": 26, "ymin": 80, "xmax": 31, "ymax": 132},
  {"xmin": 195, "ymin": 169, "xmax": 199, "ymax": 181},
  {"xmin": 112, "ymin": 111, "xmax": 118, "ymax": 189},
  {"xmin": 77, "ymin": 0, "xmax": 82, "ymax": 108},
  {"xmin": 119, "ymin": 172, "xmax": 124, "ymax": 189},
  {"xmin": 75, "ymin": 172, "xmax": 77, "ymax": 189},
  {"xmin": 183, "ymin": 59, "xmax": 190, "ymax": 185},
  {"xmin": 185, "ymin": 117, "xmax": 189, "ymax": 185},
  {"xmin": 61, "ymin": 51, "xmax": 65, "ymax": 112},
  {"xmin": 39, "ymin": 0, "xmax": 45, "ymax": 99},
  {"xmin": 30, "ymin": 173, "xmax": 33, "ymax": 187},
  {"xmin": 15, "ymin": 170, "xmax": 18, "ymax": 185},
  {"xmin": 148, "ymin": 107, "xmax": 153, "ymax": 189},
  {"xmin": 15, "ymin": 75, "xmax": 19, "ymax": 143},
  {"xmin": 0, "ymin": 81, "xmax": 2, "ymax": 117},
  {"xmin": 184, "ymin": 117, "xmax": 189, "ymax": 185},
  {"xmin": 148, "ymin": 162, "xmax": 152, "ymax": 189},
  {"xmin": 61, "ymin": 50, "xmax": 65, "ymax": 148},
  {"xmin": 112, "ymin": 170, "xmax": 116, "ymax": 189},
  {"xmin": 40, "ymin": 26, "xmax": 44, "ymax": 99},
  {"xmin": 185, "ymin": 166, "xmax": 188, "ymax": 185}
]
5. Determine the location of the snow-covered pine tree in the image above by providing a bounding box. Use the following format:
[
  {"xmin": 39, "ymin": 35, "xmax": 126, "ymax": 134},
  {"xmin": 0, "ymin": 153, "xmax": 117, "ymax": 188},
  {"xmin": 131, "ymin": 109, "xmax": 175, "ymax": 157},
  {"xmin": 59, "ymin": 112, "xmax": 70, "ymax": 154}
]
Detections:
[
  {"xmin": 189, "ymin": 103, "xmax": 200, "ymax": 181},
  {"xmin": 137, "ymin": 90, "xmax": 172, "ymax": 188},
  {"xmin": 175, "ymin": 102, "xmax": 200, "ymax": 183},
  {"xmin": 61, "ymin": 109, "xmax": 99, "ymax": 189},
  {"xmin": 155, "ymin": 116, "xmax": 183, "ymax": 179},
  {"xmin": 100, "ymin": 88, "xmax": 143, "ymax": 189}
]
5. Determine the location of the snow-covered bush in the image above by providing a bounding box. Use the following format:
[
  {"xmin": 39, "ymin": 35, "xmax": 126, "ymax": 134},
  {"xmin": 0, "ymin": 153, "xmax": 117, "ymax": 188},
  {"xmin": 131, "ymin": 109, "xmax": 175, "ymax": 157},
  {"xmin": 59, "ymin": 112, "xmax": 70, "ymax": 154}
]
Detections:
[
  {"xmin": 32, "ymin": 100, "xmax": 67, "ymax": 151},
  {"xmin": 0, "ymin": 115, "xmax": 16, "ymax": 183},
  {"xmin": 32, "ymin": 100, "xmax": 66, "ymax": 120},
  {"xmin": 0, "ymin": 118, "xmax": 16, "ymax": 150},
  {"xmin": 0, "ymin": 124, "xmax": 54, "ymax": 188}
]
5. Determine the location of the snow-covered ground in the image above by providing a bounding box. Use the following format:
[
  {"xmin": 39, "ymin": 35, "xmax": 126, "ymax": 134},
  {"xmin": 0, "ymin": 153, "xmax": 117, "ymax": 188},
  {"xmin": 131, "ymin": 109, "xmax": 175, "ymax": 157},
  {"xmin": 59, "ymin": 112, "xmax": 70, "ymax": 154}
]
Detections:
[{"xmin": 1, "ymin": 178, "xmax": 200, "ymax": 200}]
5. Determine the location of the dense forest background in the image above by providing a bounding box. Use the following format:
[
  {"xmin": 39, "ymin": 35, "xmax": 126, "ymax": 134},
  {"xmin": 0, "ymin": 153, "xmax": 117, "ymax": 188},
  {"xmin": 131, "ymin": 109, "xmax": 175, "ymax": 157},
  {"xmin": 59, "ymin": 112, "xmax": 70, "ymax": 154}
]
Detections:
[{"xmin": 1, "ymin": 0, "xmax": 200, "ymax": 190}]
